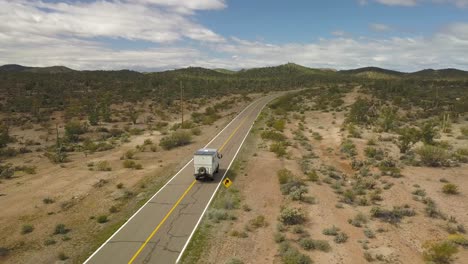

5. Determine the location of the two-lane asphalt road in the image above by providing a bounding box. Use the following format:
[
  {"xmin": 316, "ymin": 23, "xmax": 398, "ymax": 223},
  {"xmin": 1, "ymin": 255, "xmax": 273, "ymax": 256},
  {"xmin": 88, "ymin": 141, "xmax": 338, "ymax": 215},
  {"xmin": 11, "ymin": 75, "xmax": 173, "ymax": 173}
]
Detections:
[{"xmin": 85, "ymin": 94, "xmax": 277, "ymax": 264}]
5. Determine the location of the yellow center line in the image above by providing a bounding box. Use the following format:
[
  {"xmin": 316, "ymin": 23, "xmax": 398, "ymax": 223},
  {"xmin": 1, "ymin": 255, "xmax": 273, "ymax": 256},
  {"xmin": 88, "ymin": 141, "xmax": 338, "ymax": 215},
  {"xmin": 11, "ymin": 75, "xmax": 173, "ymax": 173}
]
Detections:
[{"xmin": 127, "ymin": 101, "xmax": 260, "ymax": 264}]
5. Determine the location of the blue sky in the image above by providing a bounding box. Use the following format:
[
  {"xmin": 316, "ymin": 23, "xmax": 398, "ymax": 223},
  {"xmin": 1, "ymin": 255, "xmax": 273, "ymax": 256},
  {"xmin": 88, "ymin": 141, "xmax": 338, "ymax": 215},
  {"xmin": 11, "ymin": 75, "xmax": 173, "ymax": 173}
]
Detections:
[{"xmin": 1, "ymin": 0, "xmax": 468, "ymax": 71}]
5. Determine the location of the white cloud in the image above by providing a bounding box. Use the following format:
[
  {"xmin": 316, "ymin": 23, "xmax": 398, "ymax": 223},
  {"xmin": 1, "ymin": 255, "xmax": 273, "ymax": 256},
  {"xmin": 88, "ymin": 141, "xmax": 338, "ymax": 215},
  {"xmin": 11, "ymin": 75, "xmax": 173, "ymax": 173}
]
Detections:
[
  {"xmin": 375, "ymin": 0, "xmax": 419, "ymax": 6},
  {"xmin": 370, "ymin": 23, "xmax": 393, "ymax": 32},
  {"xmin": 0, "ymin": 1, "xmax": 467, "ymax": 71},
  {"xmin": 365, "ymin": 0, "xmax": 468, "ymax": 6},
  {"xmin": 134, "ymin": 0, "xmax": 226, "ymax": 13},
  {"xmin": 0, "ymin": 0, "xmax": 224, "ymax": 43}
]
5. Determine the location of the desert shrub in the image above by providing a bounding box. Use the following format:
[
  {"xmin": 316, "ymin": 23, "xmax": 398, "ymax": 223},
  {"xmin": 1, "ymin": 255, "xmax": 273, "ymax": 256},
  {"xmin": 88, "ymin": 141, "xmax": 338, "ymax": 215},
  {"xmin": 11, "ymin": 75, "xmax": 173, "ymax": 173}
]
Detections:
[
  {"xmin": 306, "ymin": 170, "xmax": 319, "ymax": 182},
  {"xmin": 96, "ymin": 160, "xmax": 112, "ymax": 171},
  {"xmin": 279, "ymin": 207, "xmax": 306, "ymax": 225},
  {"xmin": 279, "ymin": 242, "xmax": 312, "ymax": 264},
  {"xmin": 225, "ymin": 258, "xmax": 244, "ymax": 264},
  {"xmin": 378, "ymin": 158, "xmax": 401, "ymax": 177},
  {"xmin": 249, "ymin": 215, "xmax": 268, "ymax": 229},
  {"xmin": 122, "ymin": 160, "xmax": 142, "ymax": 169},
  {"xmin": 447, "ymin": 234, "xmax": 468, "ymax": 247},
  {"xmin": 341, "ymin": 139, "xmax": 357, "ymax": 157},
  {"xmin": 97, "ymin": 215, "xmax": 108, "ymax": 223},
  {"xmin": 45, "ymin": 150, "xmax": 68, "ymax": 164},
  {"xmin": 299, "ymin": 238, "xmax": 331, "ymax": 252},
  {"xmin": 191, "ymin": 127, "xmax": 201, "ymax": 136},
  {"xmin": 65, "ymin": 121, "xmax": 87, "ymax": 142},
  {"xmin": 442, "ymin": 184, "xmax": 459, "ymax": 195},
  {"xmin": 277, "ymin": 169, "xmax": 294, "ymax": 184},
  {"xmin": 54, "ymin": 224, "xmax": 69, "ymax": 235},
  {"xmin": 43, "ymin": 197, "xmax": 55, "ymax": 204},
  {"xmin": 0, "ymin": 147, "xmax": 17, "ymax": 157},
  {"xmin": 460, "ymin": 126, "xmax": 468, "ymax": 136},
  {"xmin": 365, "ymin": 147, "xmax": 384, "ymax": 160},
  {"xmin": 347, "ymin": 98, "xmax": 376, "ymax": 125},
  {"xmin": 421, "ymin": 121, "xmax": 438, "ymax": 145},
  {"xmin": 261, "ymin": 130, "xmax": 286, "ymax": 142},
  {"xmin": 423, "ymin": 241, "xmax": 458, "ymax": 264},
  {"xmin": 213, "ymin": 188, "xmax": 241, "ymax": 210},
  {"xmin": 21, "ymin": 224, "xmax": 34, "ymax": 234},
  {"xmin": 272, "ymin": 119, "xmax": 286, "ymax": 131},
  {"xmin": 0, "ymin": 124, "xmax": 11, "ymax": 147},
  {"xmin": 370, "ymin": 206, "xmax": 416, "ymax": 224},
  {"xmin": 44, "ymin": 239, "xmax": 56, "ymax": 246},
  {"xmin": 396, "ymin": 127, "xmax": 421, "ymax": 153},
  {"xmin": 270, "ymin": 142, "xmax": 287, "ymax": 157},
  {"xmin": 289, "ymin": 186, "xmax": 309, "ymax": 201},
  {"xmin": 207, "ymin": 209, "xmax": 234, "ymax": 223},
  {"xmin": 274, "ymin": 232, "xmax": 286, "ymax": 243},
  {"xmin": 334, "ymin": 232, "xmax": 349, "ymax": 243},
  {"xmin": 347, "ymin": 124, "xmax": 362, "ymax": 138},
  {"xmin": 109, "ymin": 205, "xmax": 118, "ymax": 213},
  {"xmin": 349, "ymin": 212, "xmax": 368, "ymax": 227},
  {"xmin": 417, "ymin": 145, "xmax": 450, "ymax": 167},
  {"xmin": 364, "ymin": 229, "xmax": 376, "ymax": 238},
  {"xmin": 159, "ymin": 131, "xmax": 192, "ymax": 150},
  {"xmin": 58, "ymin": 252, "xmax": 68, "ymax": 260},
  {"xmin": 0, "ymin": 166, "xmax": 14, "ymax": 179},
  {"xmin": 323, "ymin": 226, "xmax": 340, "ymax": 236},
  {"xmin": 424, "ymin": 198, "xmax": 445, "ymax": 219},
  {"xmin": 312, "ymin": 131, "xmax": 323, "ymax": 140}
]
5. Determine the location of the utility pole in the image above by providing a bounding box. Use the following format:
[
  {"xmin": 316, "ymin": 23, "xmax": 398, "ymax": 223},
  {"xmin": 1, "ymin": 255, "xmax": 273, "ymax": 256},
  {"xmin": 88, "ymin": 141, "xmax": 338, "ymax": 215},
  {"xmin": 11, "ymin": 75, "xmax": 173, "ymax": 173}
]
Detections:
[{"xmin": 180, "ymin": 81, "xmax": 184, "ymax": 126}]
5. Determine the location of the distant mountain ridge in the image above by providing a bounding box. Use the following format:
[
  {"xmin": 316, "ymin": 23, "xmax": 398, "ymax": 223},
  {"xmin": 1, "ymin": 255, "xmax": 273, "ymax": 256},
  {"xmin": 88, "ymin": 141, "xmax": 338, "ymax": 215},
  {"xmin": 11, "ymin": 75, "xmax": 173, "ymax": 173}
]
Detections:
[
  {"xmin": 1, "ymin": 63, "xmax": 468, "ymax": 79},
  {"xmin": 0, "ymin": 64, "xmax": 74, "ymax": 73}
]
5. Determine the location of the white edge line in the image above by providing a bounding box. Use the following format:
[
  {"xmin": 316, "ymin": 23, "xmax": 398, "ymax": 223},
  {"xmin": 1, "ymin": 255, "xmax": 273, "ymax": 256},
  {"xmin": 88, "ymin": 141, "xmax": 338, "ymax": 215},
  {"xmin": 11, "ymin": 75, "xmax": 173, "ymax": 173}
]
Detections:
[
  {"xmin": 83, "ymin": 98, "xmax": 260, "ymax": 264},
  {"xmin": 175, "ymin": 96, "xmax": 271, "ymax": 263}
]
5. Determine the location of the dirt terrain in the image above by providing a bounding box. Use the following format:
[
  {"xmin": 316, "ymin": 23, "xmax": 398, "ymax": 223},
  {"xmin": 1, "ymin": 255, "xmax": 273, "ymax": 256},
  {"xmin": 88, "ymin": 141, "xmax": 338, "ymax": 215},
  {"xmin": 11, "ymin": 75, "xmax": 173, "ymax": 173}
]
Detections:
[
  {"xmin": 0, "ymin": 94, "xmax": 260, "ymax": 263},
  {"xmin": 188, "ymin": 87, "xmax": 468, "ymax": 264}
]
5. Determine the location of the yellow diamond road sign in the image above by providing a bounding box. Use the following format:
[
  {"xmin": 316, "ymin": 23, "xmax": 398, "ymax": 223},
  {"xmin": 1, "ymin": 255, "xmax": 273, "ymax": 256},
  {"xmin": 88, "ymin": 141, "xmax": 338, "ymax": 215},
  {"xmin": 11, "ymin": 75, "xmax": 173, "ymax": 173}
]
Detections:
[{"xmin": 223, "ymin": 178, "xmax": 233, "ymax": 188}]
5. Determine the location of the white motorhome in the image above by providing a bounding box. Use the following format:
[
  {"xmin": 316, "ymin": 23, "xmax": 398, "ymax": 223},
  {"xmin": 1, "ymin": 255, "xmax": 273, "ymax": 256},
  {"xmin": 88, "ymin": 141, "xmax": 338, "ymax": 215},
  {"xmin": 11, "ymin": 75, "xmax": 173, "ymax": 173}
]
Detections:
[{"xmin": 193, "ymin": 148, "xmax": 222, "ymax": 180}]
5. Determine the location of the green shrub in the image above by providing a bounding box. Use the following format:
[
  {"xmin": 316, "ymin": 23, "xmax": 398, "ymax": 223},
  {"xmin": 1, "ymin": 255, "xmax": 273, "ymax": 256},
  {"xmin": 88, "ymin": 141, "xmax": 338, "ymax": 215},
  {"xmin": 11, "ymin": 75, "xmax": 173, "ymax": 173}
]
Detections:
[
  {"xmin": 306, "ymin": 170, "xmax": 319, "ymax": 182},
  {"xmin": 58, "ymin": 252, "xmax": 68, "ymax": 260},
  {"xmin": 54, "ymin": 224, "xmax": 69, "ymax": 235},
  {"xmin": 370, "ymin": 206, "xmax": 416, "ymax": 224},
  {"xmin": 279, "ymin": 207, "xmax": 306, "ymax": 225},
  {"xmin": 323, "ymin": 226, "xmax": 340, "ymax": 236},
  {"xmin": 261, "ymin": 130, "xmax": 286, "ymax": 142},
  {"xmin": 460, "ymin": 126, "xmax": 468, "ymax": 137},
  {"xmin": 442, "ymin": 184, "xmax": 459, "ymax": 195},
  {"xmin": 364, "ymin": 229, "xmax": 376, "ymax": 238},
  {"xmin": 299, "ymin": 238, "xmax": 331, "ymax": 252},
  {"xmin": 249, "ymin": 215, "xmax": 268, "ymax": 229},
  {"xmin": 21, "ymin": 224, "xmax": 34, "ymax": 234},
  {"xmin": 364, "ymin": 147, "xmax": 384, "ymax": 160},
  {"xmin": 423, "ymin": 241, "xmax": 458, "ymax": 264},
  {"xmin": 43, "ymin": 197, "xmax": 55, "ymax": 204},
  {"xmin": 417, "ymin": 145, "xmax": 450, "ymax": 167},
  {"xmin": 279, "ymin": 242, "xmax": 312, "ymax": 264},
  {"xmin": 159, "ymin": 131, "xmax": 192, "ymax": 150},
  {"xmin": 274, "ymin": 232, "xmax": 286, "ymax": 243},
  {"xmin": 270, "ymin": 142, "xmax": 287, "ymax": 157},
  {"xmin": 191, "ymin": 127, "xmax": 202, "ymax": 136},
  {"xmin": 97, "ymin": 215, "xmax": 108, "ymax": 223},
  {"xmin": 96, "ymin": 160, "xmax": 112, "ymax": 171},
  {"xmin": 334, "ymin": 232, "xmax": 349, "ymax": 243},
  {"xmin": 341, "ymin": 139, "xmax": 357, "ymax": 157},
  {"xmin": 225, "ymin": 258, "xmax": 244, "ymax": 264},
  {"xmin": 65, "ymin": 121, "xmax": 87, "ymax": 142},
  {"xmin": 44, "ymin": 239, "xmax": 56, "ymax": 246},
  {"xmin": 277, "ymin": 169, "xmax": 294, "ymax": 184}
]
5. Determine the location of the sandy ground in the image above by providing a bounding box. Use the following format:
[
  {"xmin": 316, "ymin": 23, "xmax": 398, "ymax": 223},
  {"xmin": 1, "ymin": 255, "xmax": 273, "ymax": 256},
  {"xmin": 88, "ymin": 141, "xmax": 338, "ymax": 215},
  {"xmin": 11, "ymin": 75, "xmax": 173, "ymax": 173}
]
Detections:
[
  {"xmin": 197, "ymin": 88, "xmax": 468, "ymax": 264},
  {"xmin": 0, "ymin": 94, "xmax": 260, "ymax": 263}
]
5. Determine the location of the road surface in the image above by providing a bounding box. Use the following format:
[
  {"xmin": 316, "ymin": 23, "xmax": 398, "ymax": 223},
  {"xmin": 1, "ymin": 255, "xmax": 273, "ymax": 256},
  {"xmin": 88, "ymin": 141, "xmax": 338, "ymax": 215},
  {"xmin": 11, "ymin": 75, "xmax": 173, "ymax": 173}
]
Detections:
[{"xmin": 85, "ymin": 94, "xmax": 277, "ymax": 264}]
